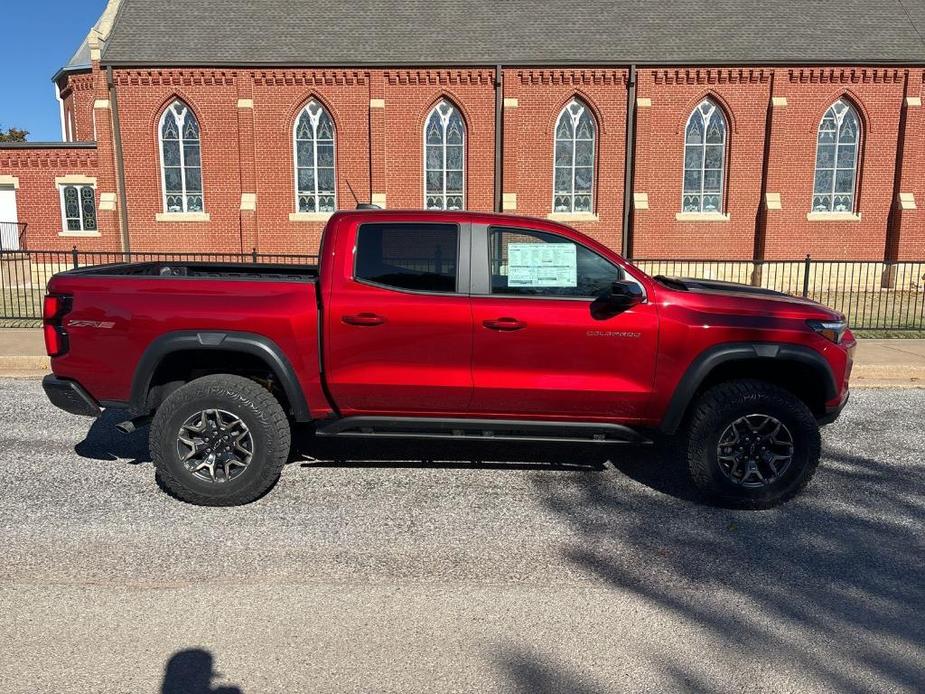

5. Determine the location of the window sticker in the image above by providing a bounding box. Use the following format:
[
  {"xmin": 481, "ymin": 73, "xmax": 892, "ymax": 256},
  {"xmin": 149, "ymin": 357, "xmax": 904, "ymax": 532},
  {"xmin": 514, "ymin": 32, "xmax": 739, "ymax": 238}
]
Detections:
[{"xmin": 507, "ymin": 243, "xmax": 577, "ymax": 287}]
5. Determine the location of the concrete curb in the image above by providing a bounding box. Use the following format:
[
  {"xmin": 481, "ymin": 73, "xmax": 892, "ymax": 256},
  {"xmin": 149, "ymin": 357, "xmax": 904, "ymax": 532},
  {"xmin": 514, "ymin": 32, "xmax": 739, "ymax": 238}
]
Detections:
[{"xmin": 0, "ymin": 356, "xmax": 50, "ymax": 377}]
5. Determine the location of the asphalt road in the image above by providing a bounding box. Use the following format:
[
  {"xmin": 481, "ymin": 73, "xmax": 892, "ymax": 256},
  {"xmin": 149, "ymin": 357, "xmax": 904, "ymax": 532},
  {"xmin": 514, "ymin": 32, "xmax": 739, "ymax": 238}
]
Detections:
[{"xmin": 0, "ymin": 379, "xmax": 923, "ymax": 693}]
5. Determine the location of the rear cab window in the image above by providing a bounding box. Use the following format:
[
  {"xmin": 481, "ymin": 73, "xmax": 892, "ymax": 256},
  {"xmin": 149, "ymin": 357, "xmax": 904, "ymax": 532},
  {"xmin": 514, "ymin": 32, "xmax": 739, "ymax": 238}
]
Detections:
[{"xmin": 355, "ymin": 222, "xmax": 460, "ymax": 293}]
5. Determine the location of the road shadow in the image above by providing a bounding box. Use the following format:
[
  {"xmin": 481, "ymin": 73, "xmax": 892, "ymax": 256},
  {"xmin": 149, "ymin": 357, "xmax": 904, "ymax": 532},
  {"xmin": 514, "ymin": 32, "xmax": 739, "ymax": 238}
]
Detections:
[
  {"xmin": 161, "ymin": 648, "xmax": 242, "ymax": 694},
  {"xmin": 75, "ymin": 408, "xmax": 150, "ymax": 464},
  {"xmin": 73, "ymin": 411, "xmax": 625, "ymax": 474},
  {"xmin": 293, "ymin": 425, "xmax": 615, "ymax": 473},
  {"xmin": 529, "ymin": 423, "xmax": 925, "ymax": 690}
]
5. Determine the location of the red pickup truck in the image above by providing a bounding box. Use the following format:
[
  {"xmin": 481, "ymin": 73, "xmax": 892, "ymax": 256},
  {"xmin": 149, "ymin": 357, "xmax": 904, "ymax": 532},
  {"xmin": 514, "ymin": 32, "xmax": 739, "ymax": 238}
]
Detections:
[{"xmin": 42, "ymin": 209, "xmax": 853, "ymax": 508}]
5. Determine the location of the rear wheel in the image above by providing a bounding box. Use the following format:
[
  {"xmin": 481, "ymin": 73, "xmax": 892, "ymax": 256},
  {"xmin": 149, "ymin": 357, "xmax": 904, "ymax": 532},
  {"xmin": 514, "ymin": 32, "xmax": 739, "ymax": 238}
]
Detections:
[
  {"xmin": 150, "ymin": 374, "xmax": 291, "ymax": 506},
  {"xmin": 683, "ymin": 379, "xmax": 821, "ymax": 509}
]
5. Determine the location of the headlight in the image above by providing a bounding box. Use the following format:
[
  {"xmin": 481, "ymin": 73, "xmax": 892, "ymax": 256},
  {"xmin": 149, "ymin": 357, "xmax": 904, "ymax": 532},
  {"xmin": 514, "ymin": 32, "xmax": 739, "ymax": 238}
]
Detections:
[{"xmin": 807, "ymin": 319, "xmax": 847, "ymax": 344}]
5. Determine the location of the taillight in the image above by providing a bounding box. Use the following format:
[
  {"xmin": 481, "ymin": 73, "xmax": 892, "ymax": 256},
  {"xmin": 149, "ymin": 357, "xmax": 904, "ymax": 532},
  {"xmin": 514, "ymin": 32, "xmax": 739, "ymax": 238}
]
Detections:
[{"xmin": 43, "ymin": 294, "xmax": 72, "ymax": 357}]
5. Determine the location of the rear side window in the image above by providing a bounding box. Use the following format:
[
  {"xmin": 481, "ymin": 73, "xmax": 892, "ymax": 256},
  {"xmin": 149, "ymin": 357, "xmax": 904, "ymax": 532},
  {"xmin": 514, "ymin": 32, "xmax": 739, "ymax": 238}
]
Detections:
[{"xmin": 355, "ymin": 223, "xmax": 459, "ymax": 292}]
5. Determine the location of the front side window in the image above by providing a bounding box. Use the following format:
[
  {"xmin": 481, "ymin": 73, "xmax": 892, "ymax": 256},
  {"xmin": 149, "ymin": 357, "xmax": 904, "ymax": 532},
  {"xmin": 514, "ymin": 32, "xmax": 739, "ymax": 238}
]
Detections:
[
  {"xmin": 295, "ymin": 100, "xmax": 336, "ymax": 213},
  {"xmin": 59, "ymin": 185, "xmax": 97, "ymax": 232},
  {"xmin": 553, "ymin": 99, "xmax": 596, "ymax": 213},
  {"xmin": 355, "ymin": 223, "xmax": 459, "ymax": 293},
  {"xmin": 682, "ymin": 99, "xmax": 727, "ymax": 213},
  {"xmin": 159, "ymin": 100, "xmax": 203, "ymax": 213},
  {"xmin": 812, "ymin": 99, "xmax": 860, "ymax": 212},
  {"xmin": 424, "ymin": 100, "xmax": 465, "ymax": 210},
  {"xmin": 489, "ymin": 227, "xmax": 625, "ymax": 298}
]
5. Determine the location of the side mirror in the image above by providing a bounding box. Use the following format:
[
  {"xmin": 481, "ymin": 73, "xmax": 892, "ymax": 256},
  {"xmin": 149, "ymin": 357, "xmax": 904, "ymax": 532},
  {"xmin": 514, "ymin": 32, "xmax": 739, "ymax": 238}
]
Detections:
[{"xmin": 608, "ymin": 279, "xmax": 644, "ymax": 308}]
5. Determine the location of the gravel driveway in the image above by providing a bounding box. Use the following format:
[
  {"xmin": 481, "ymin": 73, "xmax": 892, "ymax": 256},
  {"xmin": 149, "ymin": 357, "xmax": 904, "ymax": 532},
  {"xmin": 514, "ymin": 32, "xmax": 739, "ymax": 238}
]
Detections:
[{"xmin": 0, "ymin": 378, "xmax": 922, "ymax": 693}]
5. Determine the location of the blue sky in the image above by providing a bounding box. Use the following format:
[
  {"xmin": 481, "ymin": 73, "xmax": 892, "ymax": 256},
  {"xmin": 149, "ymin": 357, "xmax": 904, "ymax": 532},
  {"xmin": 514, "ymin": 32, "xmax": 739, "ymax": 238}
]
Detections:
[{"xmin": 0, "ymin": 1, "xmax": 108, "ymax": 141}]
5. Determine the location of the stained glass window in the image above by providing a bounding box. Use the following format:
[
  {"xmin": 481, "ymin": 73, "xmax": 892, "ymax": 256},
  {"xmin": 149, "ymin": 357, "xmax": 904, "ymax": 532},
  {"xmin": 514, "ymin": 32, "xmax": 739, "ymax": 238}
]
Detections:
[
  {"xmin": 812, "ymin": 99, "xmax": 860, "ymax": 213},
  {"xmin": 682, "ymin": 99, "xmax": 727, "ymax": 213},
  {"xmin": 424, "ymin": 100, "xmax": 465, "ymax": 210},
  {"xmin": 294, "ymin": 101, "xmax": 336, "ymax": 213},
  {"xmin": 59, "ymin": 185, "xmax": 97, "ymax": 232},
  {"xmin": 159, "ymin": 100, "xmax": 204, "ymax": 213},
  {"xmin": 553, "ymin": 99, "xmax": 596, "ymax": 213}
]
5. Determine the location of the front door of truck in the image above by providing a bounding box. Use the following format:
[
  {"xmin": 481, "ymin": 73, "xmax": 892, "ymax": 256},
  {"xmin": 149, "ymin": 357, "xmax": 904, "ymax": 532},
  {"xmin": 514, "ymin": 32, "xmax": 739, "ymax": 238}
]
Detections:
[
  {"xmin": 324, "ymin": 220, "xmax": 472, "ymax": 415},
  {"xmin": 468, "ymin": 225, "xmax": 658, "ymax": 422}
]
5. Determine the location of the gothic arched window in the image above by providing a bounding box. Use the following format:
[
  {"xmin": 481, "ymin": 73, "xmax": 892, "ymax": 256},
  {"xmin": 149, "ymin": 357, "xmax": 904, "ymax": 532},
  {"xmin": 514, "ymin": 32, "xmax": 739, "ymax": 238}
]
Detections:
[
  {"xmin": 424, "ymin": 100, "xmax": 465, "ymax": 210},
  {"xmin": 682, "ymin": 99, "xmax": 727, "ymax": 213},
  {"xmin": 295, "ymin": 100, "xmax": 336, "ymax": 213},
  {"xmin": 812, "ymin": 99, "xmax": 860, "ymax": 213},
  {"xmin": 158, "ymin": 100, "xmax": 203, "ymax": 213},
  {"xmin": 553, "ymin": 99, "xmax": 596, "ymax": 213}
]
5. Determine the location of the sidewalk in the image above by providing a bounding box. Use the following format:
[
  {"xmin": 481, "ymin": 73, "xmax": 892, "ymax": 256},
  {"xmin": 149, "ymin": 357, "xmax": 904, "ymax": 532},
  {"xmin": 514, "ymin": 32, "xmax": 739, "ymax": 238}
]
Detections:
[{"xmin": 1, "ymin": 328, "xmax": 923, "ymax": 385}]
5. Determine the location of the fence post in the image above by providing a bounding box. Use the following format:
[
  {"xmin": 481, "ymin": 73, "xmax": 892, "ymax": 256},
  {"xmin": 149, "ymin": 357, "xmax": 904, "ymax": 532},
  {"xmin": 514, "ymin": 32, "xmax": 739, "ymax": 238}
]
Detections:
[
  {"xmin": 71, "ymin": 246, "xmax": 79, "ymax": 270},
  {"xmin": 801, "ymin": 254, "xmax": 811, "ymax": 298},
  {"xmin": 252, "ymin": 247, "xmax": 258, "ymax": 264}
]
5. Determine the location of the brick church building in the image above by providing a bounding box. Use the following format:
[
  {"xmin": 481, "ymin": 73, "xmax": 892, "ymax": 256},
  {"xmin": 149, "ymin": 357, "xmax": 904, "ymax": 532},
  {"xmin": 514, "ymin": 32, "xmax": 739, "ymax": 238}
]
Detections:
[{"xmin": 1, "ymin": 0, "xmax": 924, "ymax": 264}]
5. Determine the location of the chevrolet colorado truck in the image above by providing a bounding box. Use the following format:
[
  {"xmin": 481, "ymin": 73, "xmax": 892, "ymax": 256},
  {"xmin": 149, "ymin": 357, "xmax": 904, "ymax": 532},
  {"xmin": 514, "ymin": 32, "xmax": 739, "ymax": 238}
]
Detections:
[{"xmin": 42, "ymin": 209, "xmax": 854, "ymax": 507}]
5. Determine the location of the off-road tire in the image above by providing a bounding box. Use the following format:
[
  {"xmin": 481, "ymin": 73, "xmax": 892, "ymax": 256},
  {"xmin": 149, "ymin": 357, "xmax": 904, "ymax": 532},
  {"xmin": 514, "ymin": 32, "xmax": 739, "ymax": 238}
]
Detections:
[
  {"xmin": 150, "ymin": 374, "xmax": 291, "ymax": 506},
  {"xmin": 683, "ymin": 379, "xmax": 821, "ymax": 509}
]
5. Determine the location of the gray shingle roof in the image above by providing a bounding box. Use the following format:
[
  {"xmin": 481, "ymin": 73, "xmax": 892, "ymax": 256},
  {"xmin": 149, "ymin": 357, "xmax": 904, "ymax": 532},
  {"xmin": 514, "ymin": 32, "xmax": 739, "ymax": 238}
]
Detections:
[{"xmin": 101, "ymin": 0, "xmax": 925, "ymax": 66}]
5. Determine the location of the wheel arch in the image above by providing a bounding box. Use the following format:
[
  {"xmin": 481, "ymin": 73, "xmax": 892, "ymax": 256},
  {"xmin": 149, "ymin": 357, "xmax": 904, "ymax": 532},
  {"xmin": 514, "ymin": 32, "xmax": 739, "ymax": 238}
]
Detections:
[
  {"xmin": 129, "ymin": 331, "xmax": 312, "ymax": 421},
  {"xmin": 660, "ymin": 343, "xmax": 837, "ymax": 435}
]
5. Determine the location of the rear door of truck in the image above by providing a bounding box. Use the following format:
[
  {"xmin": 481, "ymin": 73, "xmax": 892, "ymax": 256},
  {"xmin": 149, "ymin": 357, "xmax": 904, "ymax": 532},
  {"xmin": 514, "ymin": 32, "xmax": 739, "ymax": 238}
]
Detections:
[{"xmin": 322, "ymin": 216, "xmax": 473, "ymax": 415}]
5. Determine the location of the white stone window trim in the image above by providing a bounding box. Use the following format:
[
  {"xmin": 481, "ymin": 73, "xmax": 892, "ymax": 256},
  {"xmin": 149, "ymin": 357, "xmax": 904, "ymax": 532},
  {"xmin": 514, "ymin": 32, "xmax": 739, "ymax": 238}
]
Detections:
[
  {"xmin": 293, "ymin": 100, "xmax": 337, "ymax": 214},
  {"xmin": 289, "ymin": 212, "xmax": 335, "ymax": 223},
  {"xmin": 423, "ymin": 100, "xmax": 465, "ymax": 211},
  {"xmin": 57, "ymin": 179, "xmax": 98, "ymax": 235},
  {"xmin": 158, "ymin": 100, "xmax": 205, "ymax": 214},
  {"xmin": 552, "ymin": 99, "xmax": 596, "ymax": 214},
  {"xmin": 155, "ymin": 212, "xmax": 211, "ymax": 223}
]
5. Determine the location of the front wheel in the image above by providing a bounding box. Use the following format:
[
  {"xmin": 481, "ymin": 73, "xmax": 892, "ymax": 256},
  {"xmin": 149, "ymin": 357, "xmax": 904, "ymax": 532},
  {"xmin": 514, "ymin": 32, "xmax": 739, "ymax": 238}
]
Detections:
[
  {"xmin": 150, "ymin": 374, "xmax": 291, "ymax": 506},
  {"xmin": 683, "ymin": 379, "xmax": 821, "ymax": 509}
]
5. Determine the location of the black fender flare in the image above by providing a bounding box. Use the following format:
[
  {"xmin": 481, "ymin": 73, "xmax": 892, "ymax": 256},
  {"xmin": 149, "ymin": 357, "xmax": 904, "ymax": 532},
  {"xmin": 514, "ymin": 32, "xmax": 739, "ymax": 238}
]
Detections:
[
  {"xmin": 659, "ymin": 342, "xmax": 837, "ymax": 435},
  {"xmin": 129, "ymin": 331, "xmax": 311, "ymax": 421}
]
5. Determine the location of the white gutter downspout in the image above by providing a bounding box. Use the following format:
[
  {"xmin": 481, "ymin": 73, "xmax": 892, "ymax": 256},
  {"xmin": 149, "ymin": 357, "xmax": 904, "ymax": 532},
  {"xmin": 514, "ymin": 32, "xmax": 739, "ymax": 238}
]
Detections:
[{"xmin": 55, "ymin": 82, "xmax": 68, "ymax": 141}]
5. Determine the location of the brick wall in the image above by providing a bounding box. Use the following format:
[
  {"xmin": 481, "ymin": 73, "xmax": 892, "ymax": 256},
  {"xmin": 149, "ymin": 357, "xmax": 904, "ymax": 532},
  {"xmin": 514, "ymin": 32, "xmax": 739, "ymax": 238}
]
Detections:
[
  {"xmin": 3, "ymin": 63, "xmax": 924, "ymax": 262},
  {"xmin": 633, "ymin": 68, "xmax": 771, "ymax": 259},
  {"xmin": 59, "ymin": 72, "xmax": 97, "ymax": 143},
  {"xmin": 0, "ymin": 147, "xmax": 100, "ymax": 248}
]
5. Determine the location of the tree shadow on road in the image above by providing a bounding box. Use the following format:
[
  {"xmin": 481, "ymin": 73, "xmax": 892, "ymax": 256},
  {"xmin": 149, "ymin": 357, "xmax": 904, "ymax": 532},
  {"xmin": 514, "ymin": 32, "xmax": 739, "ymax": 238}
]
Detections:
[{"xmin": 529, "ymin": 428, "xmax": 925, "ymax": 690}]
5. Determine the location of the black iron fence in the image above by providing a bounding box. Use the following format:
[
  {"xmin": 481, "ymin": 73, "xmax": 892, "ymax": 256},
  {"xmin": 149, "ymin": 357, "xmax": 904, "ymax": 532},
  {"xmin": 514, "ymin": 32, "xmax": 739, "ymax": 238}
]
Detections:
[
  {"xmin": 0, "ymin": 248, "xmax": 317, "ymax": 322},
  {"xmin": 1, "ymin": 248, "xmax": 923, "ymax": 331},
  {"xmin": 632, "ymin": 256, "xmax": 925, "ymax": 331}
]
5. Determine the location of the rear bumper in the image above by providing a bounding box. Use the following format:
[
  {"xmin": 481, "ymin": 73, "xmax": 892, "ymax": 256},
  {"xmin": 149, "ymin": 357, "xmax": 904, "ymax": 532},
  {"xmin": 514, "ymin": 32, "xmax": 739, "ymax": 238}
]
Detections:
[
  {"xmin": 818, "ymin": 390, "xmax": 849, "ymax": 426},
  {"xmin": 42, "ymin": 375, "xmax": 101, "ymax": 417}
]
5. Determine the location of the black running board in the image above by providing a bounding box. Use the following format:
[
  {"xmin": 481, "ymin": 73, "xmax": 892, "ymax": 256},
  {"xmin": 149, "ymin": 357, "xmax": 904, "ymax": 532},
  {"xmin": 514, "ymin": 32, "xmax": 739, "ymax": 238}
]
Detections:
[{"xmin": 314, "ymin": 416, "xmax": 651, "ymax": 444}]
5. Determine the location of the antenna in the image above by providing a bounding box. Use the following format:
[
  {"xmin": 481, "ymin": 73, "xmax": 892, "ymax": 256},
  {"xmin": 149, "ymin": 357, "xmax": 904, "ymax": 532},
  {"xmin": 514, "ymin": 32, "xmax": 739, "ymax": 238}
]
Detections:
[{"xmin": 345, "ymin": 180, "xmax": 360, "ymax": 207}]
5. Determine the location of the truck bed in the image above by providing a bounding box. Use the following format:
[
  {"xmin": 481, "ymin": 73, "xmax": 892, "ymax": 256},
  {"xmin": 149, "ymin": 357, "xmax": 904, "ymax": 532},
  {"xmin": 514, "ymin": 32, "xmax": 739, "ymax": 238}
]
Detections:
[
  {"xmin": 61, "ymin": 261, "xmax": 318, "ymax": 282},
  {"xmin": 46, "ymin": 261, "xmax": 323, "ymax": 412}
]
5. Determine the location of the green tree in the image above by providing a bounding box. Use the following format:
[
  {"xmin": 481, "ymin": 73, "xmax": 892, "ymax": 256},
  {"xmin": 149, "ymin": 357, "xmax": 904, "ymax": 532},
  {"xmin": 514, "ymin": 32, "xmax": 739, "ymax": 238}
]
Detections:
[{"xmin": 0, "ymin": 125, "xmax": 29, "ymax": 142}]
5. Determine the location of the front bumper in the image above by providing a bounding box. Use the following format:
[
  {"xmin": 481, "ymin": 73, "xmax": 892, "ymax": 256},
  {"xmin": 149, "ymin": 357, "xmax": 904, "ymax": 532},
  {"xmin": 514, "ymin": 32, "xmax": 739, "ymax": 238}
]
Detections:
[
  {"xmin": 817, "ymin": 390, "xmax": 849, "ymax": 426},
  {"xmin": 43, "ymin": 375, "xmax": 101, "ymax": 417}
]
